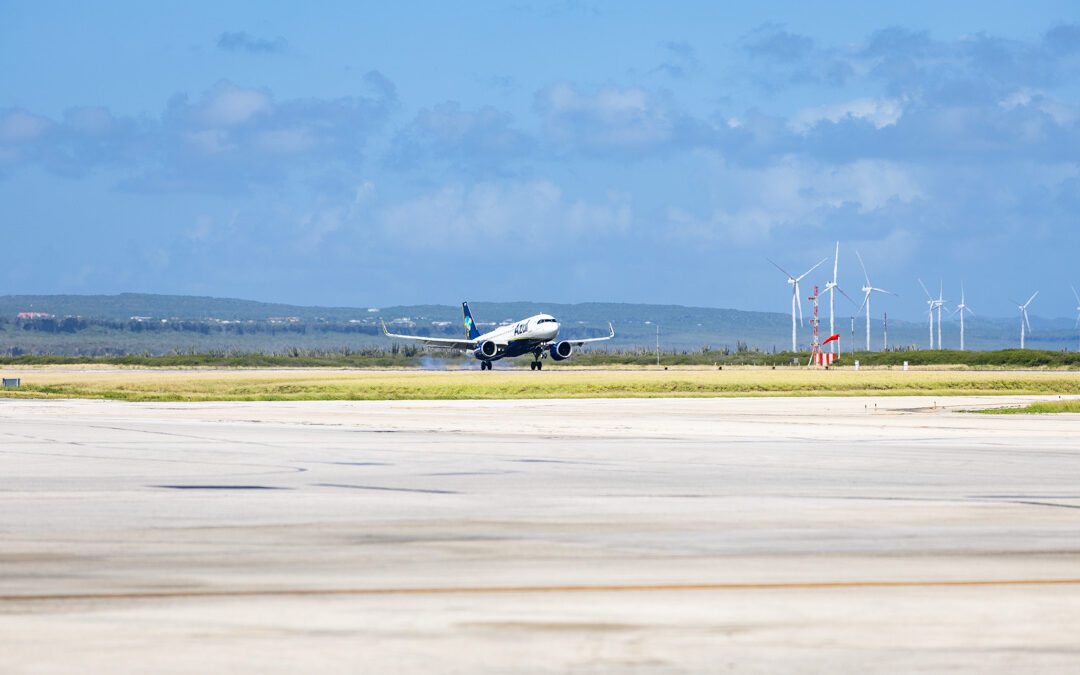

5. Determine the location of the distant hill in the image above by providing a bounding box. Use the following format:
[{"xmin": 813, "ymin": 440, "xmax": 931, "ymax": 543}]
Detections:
[
  {"xmin": 0, "ymin": 293, "xmax": 1077, "ymax": 355},
  {"xmin": 0, "ymin": 293, "xmax": 364, "ymax": 322}
]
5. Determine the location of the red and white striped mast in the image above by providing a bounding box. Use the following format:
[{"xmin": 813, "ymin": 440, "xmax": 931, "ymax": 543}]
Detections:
[{"xmin": 807, "ymin": 285, "xmax": 821, "ymax": 366}]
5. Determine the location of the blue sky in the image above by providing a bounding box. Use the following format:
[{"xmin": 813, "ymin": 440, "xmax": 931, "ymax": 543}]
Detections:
[{"xmin": 2, "ymin": 1, "xmax": 1079, "ymax": 320}]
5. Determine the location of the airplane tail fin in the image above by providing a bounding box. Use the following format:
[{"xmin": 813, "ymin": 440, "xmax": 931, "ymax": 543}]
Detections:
[{"xmin": 462, "ymin": 302, "xmax": 480, "ymax": 340}]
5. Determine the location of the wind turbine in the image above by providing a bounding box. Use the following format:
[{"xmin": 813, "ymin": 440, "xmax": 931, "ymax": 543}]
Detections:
[
  {"xmin": 821, "ymin": 242, "xmax": 855, "ymax": 355},
  {"xmin": 934, "ymin": 281, "xmax": 948, "ymax": 349},
  {"xmin": 1073, "ymin": 286, "xmax": 1080, "ymax": 352},
  {"xmin": 918, "ymin": 279, "xmax": 946, "ymax": 349},
  {"xmin": 768, "ymin": 256, "xmax": 828, "ymax": 352},
  {"xmin": 952, "ymin": 283, "xmax": 974, "ymax": 351},
  {"xmin": 1011, "ymin": 291, "xmax": 1038, "ymax": 349},
  {"xmin": 855, "ymin": 251, "xmax": 896, "ymax": 352}
]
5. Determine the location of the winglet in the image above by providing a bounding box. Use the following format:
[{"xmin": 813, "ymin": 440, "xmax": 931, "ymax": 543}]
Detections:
[
  {"xmin": 380, "ymin": 318, "xmax": 389, "ymax": 336},
  {"xmin": 608, "ymin": 321, "xmax": 615, "ymax": 338}
]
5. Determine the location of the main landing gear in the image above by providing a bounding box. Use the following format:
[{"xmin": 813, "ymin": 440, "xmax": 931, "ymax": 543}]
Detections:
[
  {"xmin": 530, "ymin": 361, "xmax": 543, "ymax": 371},
  {"xmin": 480, "ymin": 361, "xmax": 492, "ymax": 371}
]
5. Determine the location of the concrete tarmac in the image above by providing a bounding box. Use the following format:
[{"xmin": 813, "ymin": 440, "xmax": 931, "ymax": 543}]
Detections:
[{"xmin": 2, "ymin": 395, "xmax": 1080, "ymax": 673}]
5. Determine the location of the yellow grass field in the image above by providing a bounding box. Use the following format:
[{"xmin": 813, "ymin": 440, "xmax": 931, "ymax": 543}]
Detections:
[{"xmin": 2, "ymin": 366, "xmax": 1080, "ymax": 401}]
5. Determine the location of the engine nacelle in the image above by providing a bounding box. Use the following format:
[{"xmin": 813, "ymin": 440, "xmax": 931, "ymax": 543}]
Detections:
[
  {"xmin": 474, "ymin": 340, "xmax": 498, "ymax": 359},
  {"xmin": 549, "ymin": 341, "xmax": 573, "ymax": 361}
]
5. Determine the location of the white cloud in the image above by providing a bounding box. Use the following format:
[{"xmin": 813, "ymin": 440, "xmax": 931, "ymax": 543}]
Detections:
[
  {"xmin": 291, "ymin": 181, "xmax": 378, "ymax": 251},
  {"xmin": 535, "ymin": 83, "xmax": 695, "ymax": 153},
  {"xmin": 196, "ymin": 83, "xmax": 271, "ymax": 126},
  {"xmin": 183, "ymin": 129, "xmax": 233, "ymax": 155},
  {"xmin": 789, "ymin": 98, "xmax": 903, "ymax": 133},
  {"xmin": 298, "ymin": 208, "xmax": 345, "ymax": 251},
  {"xmin": 353, "ymin": 180, "xmax": 376, "ymax": 205},
  {"xmin": 378, "ymin": 180, "xmax": 630, "ymax": 248},
  {"xmin": 667, "ymin": 156, "xmax": 922, "ymax": 243},
  {"xmin": 999, "ymin": 88, "xmax": 1079, "ymax": 127},
  {"xmin": 256, "ymin": 128, "xmax": 316, "ymax": 154},
  {"xmin": 0, "ymin": 110, "xmax": 50, "ymax": 143},
  {"xmin": 64, "ymin": 107, "xmax": 115, "ymax": 135}
]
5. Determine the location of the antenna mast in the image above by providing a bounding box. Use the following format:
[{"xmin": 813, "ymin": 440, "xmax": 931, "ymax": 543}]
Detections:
[{"xmin": 807, "ymin": 285, "xmax": 821, "ymax": 366}]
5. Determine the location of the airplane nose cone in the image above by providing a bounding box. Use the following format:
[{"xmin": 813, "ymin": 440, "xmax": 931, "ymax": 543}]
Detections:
[{"xmin": 548, "ymin": 322, "xmax": 560, "ymax": 339}]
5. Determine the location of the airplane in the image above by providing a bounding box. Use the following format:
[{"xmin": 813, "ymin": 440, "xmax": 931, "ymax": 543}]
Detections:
[{"xmin": 381, "ymin": 302, "xmax": 614, "ymax": 370}]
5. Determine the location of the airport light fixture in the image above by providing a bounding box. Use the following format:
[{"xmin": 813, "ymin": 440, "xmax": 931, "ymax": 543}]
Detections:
[
  {"xmin": 855, "ymin": 251, "xmax": 896, "ymax": 352},
  {"xmin": 768, "ymin": 255, "xmax": 828, "ymax": 352}
]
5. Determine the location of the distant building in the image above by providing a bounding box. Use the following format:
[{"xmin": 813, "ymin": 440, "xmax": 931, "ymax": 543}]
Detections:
[{"xmin": 17, "ymin": 312, "xmax": 54, "ymax": 319}]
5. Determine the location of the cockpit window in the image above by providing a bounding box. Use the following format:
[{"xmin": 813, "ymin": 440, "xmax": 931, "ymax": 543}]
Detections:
[{"xmin": 537, "ymin": 318, "xmax": 556, "ymax": 324}]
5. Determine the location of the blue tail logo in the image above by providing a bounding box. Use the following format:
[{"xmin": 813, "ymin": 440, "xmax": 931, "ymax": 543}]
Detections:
[{"xmin": 462, "ymin": 302, "xmax": 480, "ymax": 339}]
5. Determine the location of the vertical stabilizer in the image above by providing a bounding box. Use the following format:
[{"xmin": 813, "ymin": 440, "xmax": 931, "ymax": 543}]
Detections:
[{"xmin": 462, "ymin": 302, "xmax": 480, "ymax": 340}]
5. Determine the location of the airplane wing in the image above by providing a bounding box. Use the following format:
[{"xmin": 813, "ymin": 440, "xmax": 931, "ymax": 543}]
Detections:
[
  {"xmin": 557, "ymin": 322, "xmax": 615, "ymax": 347},
  {"xmin": 382, "ymin": 319, "xmax": 478, "ymax": 350}
]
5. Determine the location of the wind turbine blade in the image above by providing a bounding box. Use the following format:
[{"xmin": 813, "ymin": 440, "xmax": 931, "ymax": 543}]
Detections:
[
  {"xmin": 832, "ymin": 242, "xmax": 839, "ymax": 283},
  {"xmin": 797, "ymin": 256, "xmax": 829, "ymax": 282},
  {"xmin": 766, "ymin": 258, "xmax": 794, "ymax": 280},
  {"xmin": 1025, "ymin": 290, "xmax": 1039, "ymax": 307},
  {"xmin": 872, "ymin": 287, "xmax": 898, "ymax": 296},
  {"xmin": 836, "ymin": 286, "xmax": 857, "ymax": 305},
  {"xmin": 1073, "ymin": 285, "xmax": 1080, "ymax": 305},
  {"xmin": 856, "ymin": 250, "xmax": 870, "ymax": 285},
  {"xmin": 1024, "ymin": 309, "xmax": 1032, "ymax": 333},
  {"xmin": 856, "ymin": 291, "xmax": 869, "ymax": 314},
  {"xmin": 961, "ymin": 282, "xmax": 966, "ymax": 305},
  {"xmin": 918, "ymin": 278, "xmax": 932, "ymax": 301}
]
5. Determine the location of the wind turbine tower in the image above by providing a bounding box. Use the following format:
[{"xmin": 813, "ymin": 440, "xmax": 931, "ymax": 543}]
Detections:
[
  {"xmin": 918, "ymin": 279, "xmax": 944, "ymax": 349},
  {"xmin": 953, "ymin": 284, "xmax": 974, "ymax": 351},
  {"xmin": 935, "ymin": 281, "xmax": 947, "ymax": 349},
  {"xmin": 1014, "ymin": 291, "xmax": 1038, "ymax": 349},
  {"xmin": 768, "ymin": 256, "xmax": 828, "ymax": 352},
  {"xmin": 855, "ymin": 251, "xmax": 896, "ymax": 352}
]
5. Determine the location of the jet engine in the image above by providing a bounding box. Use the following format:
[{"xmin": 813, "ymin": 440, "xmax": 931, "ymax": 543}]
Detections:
[
  {"xmin": 474, "ymin": 340, "xmax": 499, "ymax": 359},
  {"xmin": 549, "ymin": 341, "xmax": 573, "ymax": 361}
]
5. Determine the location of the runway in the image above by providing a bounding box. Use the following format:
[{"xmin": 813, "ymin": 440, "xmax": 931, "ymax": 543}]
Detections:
[{"xmin": 3, "ymin": 396, "xmax": 1080, "ymax": 673}]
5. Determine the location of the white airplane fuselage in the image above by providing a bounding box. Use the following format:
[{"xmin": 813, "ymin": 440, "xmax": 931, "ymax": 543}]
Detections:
[{"xmin": 473, "ymin": 314, "xmax": 560, "ymax": 361}]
